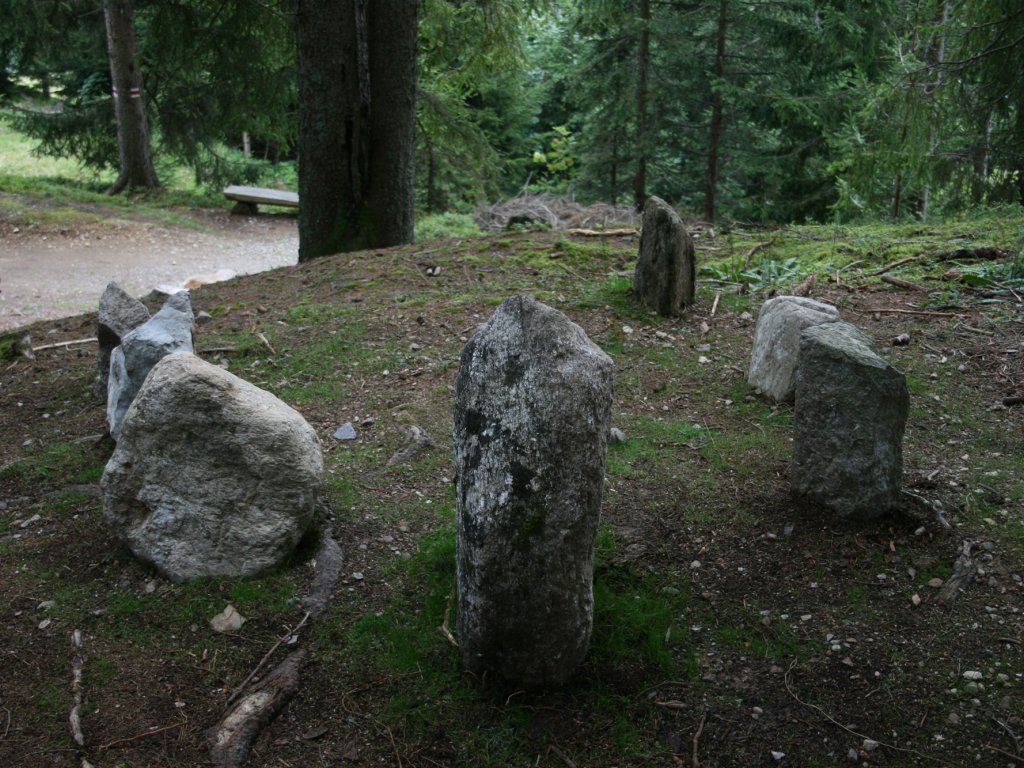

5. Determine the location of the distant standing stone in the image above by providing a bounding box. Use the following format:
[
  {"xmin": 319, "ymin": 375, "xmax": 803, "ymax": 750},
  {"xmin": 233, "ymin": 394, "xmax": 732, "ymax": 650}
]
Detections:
[
  {"xmin": 107, "ymin": 291, "xmax": 194, "ymax": 440},
  {"xmin": 634, "ymin": 196, "xmax": 695, "ymax": 316},
  {"xmin": 454, "ymin": 295, "xmax": 613, "ymax": 688},
  {"xmin": 94, "ymin": 282, "xmax": 151, "ymax": 400},
  {"xmin": 748, "ymin": 295, "xmax": 840, "ymax": 403},
  {"xmin": 102, "ymin": 354, "xmax": 323, "ymax": 582},
  {"xmin": 792, "ymin": 322, "xmax": 909, "ymax": 518}
]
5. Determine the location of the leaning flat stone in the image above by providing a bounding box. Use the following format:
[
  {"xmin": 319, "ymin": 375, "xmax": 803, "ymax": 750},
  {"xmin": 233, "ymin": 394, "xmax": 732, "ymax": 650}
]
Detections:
[
  {"xmin": 107, "ymin": 291, "xmax": 194, "ymax": 440},
  {"xmin": 102, "ymin": 354, "xmax": 323, "ymax": 582},
  {"xmin": 634, "ymin": 196, "xmax": 696, "ymax": 316},
  {"xmin": 454, "ymin": 295, "xmax": 613, "ymax": 688},
  {"xmin": 94, "ymin": 282, "xmax": 150, "ymax": 400},
  {"xmin": 748, "ymin": 296, "xmax": 841, "ymax": 403},
  {"xmin": 792, "ymin": 322, "xmax": 908, "ymax": 518}
]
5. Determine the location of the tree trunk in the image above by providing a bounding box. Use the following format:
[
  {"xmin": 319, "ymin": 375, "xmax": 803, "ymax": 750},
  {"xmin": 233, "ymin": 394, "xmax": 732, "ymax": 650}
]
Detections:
[
  {"xmin": 704, "ymin": 0, "xmax": 728, "ymax": 222},
  {"xmin": 296, "ymin": 0, "xmax": 419, "ymax": 261},
  {"xmin": 920, "ymin": 0, "xmax": 951, "ymax": 220},
  {"xmin": 632, "ymin": 0, "xmax": 650, "ymax": 211},
  {"xmin": 103, "ymin": 0, "xmax": 159, "ymax": 195}
]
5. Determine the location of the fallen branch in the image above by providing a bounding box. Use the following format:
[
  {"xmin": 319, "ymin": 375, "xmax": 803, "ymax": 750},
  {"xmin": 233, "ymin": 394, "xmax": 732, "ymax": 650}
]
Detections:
[
  {"xmin": 860, "ymin": 308, "xmax": 965, "ymax": 318},
  {"xmin": 565, "ymin": 227, "xmax": 637, "ymax": 237},
  {"xmin": 902, "ymin": 490, "xmax": 952, "ymax": 530},
  {"xmin": 254, "ymin": 331, "xmax": 276, "ymax": 356},
  {"xmin": 710, "ymin": 292, "xmax": 721, "ymax": 317},
  {"xmin": 742, "ymin": 240, "xmax": 774, "ymax": 269},
  {"xmin": 209, "ymin": 649, "xmax": 306, "ymax": 767},
  {"xmin": 985, "ymin": 744, "xmax": 1024, "ymax": 764},
  {"xmin": 937, "ymin": 246, "xmax": 1009, "ymax": 262},
  {"xmin": 226, "ymin": 612, "xmax": 310, "ymax": 706},
  {"xmin": 69, "ymin": 630, "xmax": 85, "ymax": 747},
  {"xmin": 692, "ymin": 710, "xmax": 707, "ymax": 768},
  {"xmin": 35, "ymin": 337, "xmax": 98, "ymax": 352},
  {"xmin": 1004, "ymin": 396, "xmax": 1024, "ymax": 407},
  {"xmin": 98, "ymin": 718, "xmax": 187, "ymax": 750},
  {"xmin": 881, "ymin": 275, "xmax": 926, "ymax": 291},
  {"xmin": 867, "ymin": 256, "xmax": 918, "ymax": 276},
  {"xmin": 546, "ymin": 744, "xmax": 577, "ymax": 768},
  {"xmin": 654, "ymin": 700, "xmax": 687, "ymax": 710},
  {"xmin": 783, "ymin": 663, "xmax": 944, "ymax": 764},
  {"xmin": 440, "ymin": 584, "xmax": 458, "ymax": 649}
]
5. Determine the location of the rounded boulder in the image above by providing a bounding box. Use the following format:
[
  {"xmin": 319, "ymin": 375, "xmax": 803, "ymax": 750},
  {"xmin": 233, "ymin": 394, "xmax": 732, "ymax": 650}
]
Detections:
[{"xmin": 102, "ymin": 353, "xmax": 323, "ymax": 582}]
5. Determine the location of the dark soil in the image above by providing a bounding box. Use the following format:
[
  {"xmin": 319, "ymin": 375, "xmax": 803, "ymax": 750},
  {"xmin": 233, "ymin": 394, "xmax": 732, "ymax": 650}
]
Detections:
[{"xmin": 1, "ymin": 221, "xmax": 1022, "ymax": 768}]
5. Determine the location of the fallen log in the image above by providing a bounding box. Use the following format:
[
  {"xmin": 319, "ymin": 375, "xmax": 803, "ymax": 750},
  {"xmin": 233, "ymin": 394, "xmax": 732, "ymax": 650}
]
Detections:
[
  {"xmin": 209, "ymin": 649, "xmax": 307, "ymax": 768},
  {"xmin": 565, "ymin": 227, "xmax": 637, "ymax": 237},
  {"xmin": 881, "ymin": 275, "xmax": 926, "ymax": 291}
]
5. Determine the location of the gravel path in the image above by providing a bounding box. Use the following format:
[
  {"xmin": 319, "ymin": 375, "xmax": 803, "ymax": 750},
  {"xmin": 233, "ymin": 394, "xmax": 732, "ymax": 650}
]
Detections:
[{"xmin": 0, "ymin": 212, "xmax": 297, "ymax": 331}]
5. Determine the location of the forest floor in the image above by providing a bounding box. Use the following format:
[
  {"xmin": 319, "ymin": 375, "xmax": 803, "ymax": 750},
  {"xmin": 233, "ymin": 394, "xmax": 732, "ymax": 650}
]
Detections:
[{"xmin": 0, "ymin": 205, "xmax": 1022, "ymax": 768}]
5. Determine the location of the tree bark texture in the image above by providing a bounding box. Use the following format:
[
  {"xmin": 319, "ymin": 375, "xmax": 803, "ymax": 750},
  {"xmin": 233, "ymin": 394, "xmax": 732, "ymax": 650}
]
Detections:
[
  {"xmin": 103, "ymin": 0, "xmax": 159, "ymax": 194},
  {"xmin": 704, "ymin": 0, "xmax": 728, "ymax": 222},
  {"xmin": 632, "ymin": 0, "xmax": 650, "ymax": 211},
  {"xmin": 296, "ymin": 0, "xmax": 419, "ymax": 261}
]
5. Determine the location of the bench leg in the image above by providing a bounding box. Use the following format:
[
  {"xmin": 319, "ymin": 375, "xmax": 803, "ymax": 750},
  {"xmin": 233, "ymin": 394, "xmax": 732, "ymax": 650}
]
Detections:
[{"xmin": 231, "ymin": 201, "xmax": 259, "ymax": 215}]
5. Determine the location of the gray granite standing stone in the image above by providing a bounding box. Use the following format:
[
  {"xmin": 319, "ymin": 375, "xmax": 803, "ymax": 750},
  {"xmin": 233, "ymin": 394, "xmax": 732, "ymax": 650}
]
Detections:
[
  {"xmin": 634, "ymin": 196, "xmax": 695, "ymax": 316},
  {"xmin": 792, "ymin": 322, "xmax": 909, "ymax": 518},
  {"xmin": 102, "ymin": 354, "xmax": 323, "ymax": 582},
  {"xmin": 107, "ymin": 291, "xmax": 194, "ymax": 440},
  {"xmin": 748, "ymin": 295, "xmax": 841, "ymax": 403},
  {"xmin": 94, "ymin": 282, "xmax": 150, "ymax": 400},
  {"xmin": 454, "ymin": 295, "xmax": 613, "ymax": 688}
]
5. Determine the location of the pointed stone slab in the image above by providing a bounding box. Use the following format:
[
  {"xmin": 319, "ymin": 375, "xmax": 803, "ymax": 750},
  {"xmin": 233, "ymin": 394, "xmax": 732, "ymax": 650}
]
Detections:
[
  {"xmin": 107, "ymin": 291, "xmax": 194, "ymax": 440},
  {"xmin": 94, "ymin": 282, "xmax": 150, "ymax": 400},
  {"xmin": 634, "ymin": 196, "xmax": 696, "ymax": 316}
]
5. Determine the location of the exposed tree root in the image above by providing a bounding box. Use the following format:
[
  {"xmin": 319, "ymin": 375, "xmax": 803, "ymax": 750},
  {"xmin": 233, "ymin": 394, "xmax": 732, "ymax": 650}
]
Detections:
[{"xmin": 208, "ymin": 523, "xmax": 344, "ymax": 766}]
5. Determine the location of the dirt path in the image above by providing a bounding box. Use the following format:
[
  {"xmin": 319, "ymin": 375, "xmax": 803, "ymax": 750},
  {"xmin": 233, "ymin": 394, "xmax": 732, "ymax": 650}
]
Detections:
[{"xmin": 0, "ymin": 208, "xmax": 297, "ymax": 331}]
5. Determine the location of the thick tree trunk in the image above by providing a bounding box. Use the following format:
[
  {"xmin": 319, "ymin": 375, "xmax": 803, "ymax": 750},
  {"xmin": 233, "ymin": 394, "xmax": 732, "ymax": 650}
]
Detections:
[
  {"xmin": 296, "ymin": 0, "xmax": 419, "ymax": 261},
  {"xmin": 103, "ymin": 0, "xmax": 159, "ymax": 195},
  {"xmin": 632, "ymin": 0, "xmax": 650, "ymax": 211},
  {"xmin": 704, "ymin": 0, "xmax": 728, "ymax": 222}
]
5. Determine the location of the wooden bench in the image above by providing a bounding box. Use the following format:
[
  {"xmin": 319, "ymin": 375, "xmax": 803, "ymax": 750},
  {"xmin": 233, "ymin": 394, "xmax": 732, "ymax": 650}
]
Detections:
[{"xmin": 223, "ymin": 185, "xmax": 299, "ymax": 215}]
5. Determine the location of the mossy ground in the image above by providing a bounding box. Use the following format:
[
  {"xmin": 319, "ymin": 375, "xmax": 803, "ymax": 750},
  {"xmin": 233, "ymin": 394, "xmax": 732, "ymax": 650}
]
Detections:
[{"xmin": 0, "ymin": 208, "xmax": 1022, "ymax": 767}]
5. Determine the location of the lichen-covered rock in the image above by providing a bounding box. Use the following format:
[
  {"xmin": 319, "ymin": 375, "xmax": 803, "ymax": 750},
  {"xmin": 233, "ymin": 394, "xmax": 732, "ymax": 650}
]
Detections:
[
  {"xmin": 107, "ymin": 291, "xmax": 194, "ymax": 439},
  {"xmin": 94, "ymin": 282, "xmax": 150, "ymax": 400},
  {"xmin": 748, "ymin": 296, "xmax": 841, "ymax": 403},
  {"xmin": 454, "ymin": 295, "xmax": 613, "ymax": 688},
  {"xmin": 634, "ymin": 196, "xmax": 695, "ymax": 316},
  {"xmin": 792, "ymin": 322, "xmax": 909, "ymax": 518},
  {"xmin": 102, "ymin": 354, "xmax": 323, "ymax": 582}
]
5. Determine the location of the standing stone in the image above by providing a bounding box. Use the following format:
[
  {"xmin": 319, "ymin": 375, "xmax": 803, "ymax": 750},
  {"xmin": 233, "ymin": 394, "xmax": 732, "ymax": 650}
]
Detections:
[
  {"xmin": 634, "ymin": 196, "xmax": 696, "ymax": 316},
  {"xmin": 102, "ymin": 354, "xmax": 323, "ymax": 582},
  {"xmin": 454, "ymin": 295, "xmax": 613, "ymax": 688},
  {"xmin": 107, "ymin": 291, "xmax": 194, "ymax": 440},
  {"xmin": 748, "ymin": 296, "xmax": 840, "ymax": 403},
  {"xmin": 792, "ymin": 322, "xmax": 909, "ymax": 518},
  {"xmin": 94, "ymin": 282, "xmax": 150, "ymax": 400}
]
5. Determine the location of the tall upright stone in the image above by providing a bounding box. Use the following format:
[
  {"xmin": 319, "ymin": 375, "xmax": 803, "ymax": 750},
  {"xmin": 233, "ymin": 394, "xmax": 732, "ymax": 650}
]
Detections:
[
  {"xmin": 94, "ymin": 282, "xmax": 150, "ymax": 400},
  {"xmin": 107, "ymin": 291, "xmax": 194, "ymax": 440},
  {"xmin": 454, "ymin": 296, "xmax": 613, "ymax": 688},
  {"xmin": 792, "ymin": 322, "xmax": 909, "ymax": 518},
  {"xmin": 748, "ymin": 296, "xmax": 840, "ymax": 403},
  {"xmin": 634, "ymin": 196, "xmax": 695, "ymax": 316}
]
